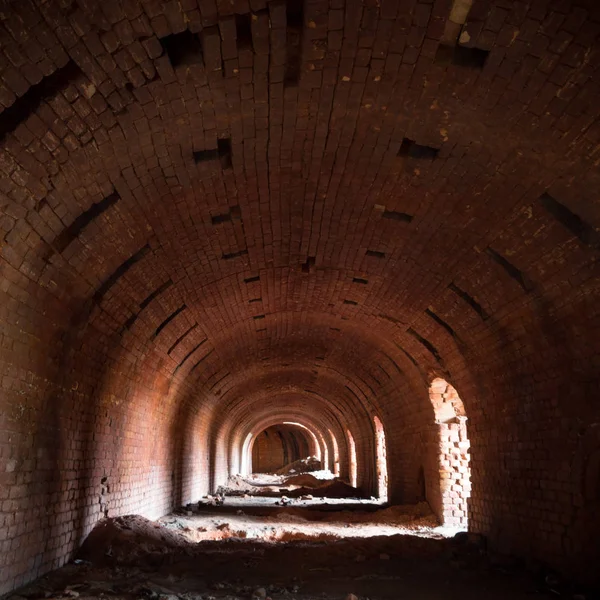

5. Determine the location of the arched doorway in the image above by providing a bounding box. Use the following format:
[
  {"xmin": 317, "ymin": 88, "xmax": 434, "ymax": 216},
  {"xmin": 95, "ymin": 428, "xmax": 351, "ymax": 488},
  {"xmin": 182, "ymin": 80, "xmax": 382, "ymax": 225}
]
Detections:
[
  {"xmin": 374, "ymin": 416, "xmax": 389, "ymax": 502},
  {"xmin": 347, "ymin": 429, "xmax": 357, "ymax": 488},
  {"xmin": 429, "ymin": 378, "xmax": 471, "ymax": 527}
]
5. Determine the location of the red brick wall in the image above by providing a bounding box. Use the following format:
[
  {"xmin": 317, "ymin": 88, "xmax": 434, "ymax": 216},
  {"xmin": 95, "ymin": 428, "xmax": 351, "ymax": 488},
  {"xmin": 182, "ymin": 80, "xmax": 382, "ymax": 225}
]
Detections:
[{"xmin": 1, "ymin": 0, "xmax": 599, "ymax": 594}]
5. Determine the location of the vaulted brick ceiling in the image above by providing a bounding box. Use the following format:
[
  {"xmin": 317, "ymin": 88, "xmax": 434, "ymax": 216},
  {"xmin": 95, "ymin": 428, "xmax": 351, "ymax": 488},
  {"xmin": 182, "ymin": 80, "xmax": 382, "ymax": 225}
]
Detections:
[{"xmin": 0, "ymin": 0, "xmax": 599, "ymax": 595}]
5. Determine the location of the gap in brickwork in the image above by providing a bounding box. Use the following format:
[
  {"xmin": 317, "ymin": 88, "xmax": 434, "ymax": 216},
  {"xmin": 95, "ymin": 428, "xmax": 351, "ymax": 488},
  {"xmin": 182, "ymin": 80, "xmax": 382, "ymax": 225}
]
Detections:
[
  {"xmin": 379, "ymin": 313, "xmax": 402, "ymax": 325},
  {"xmin": 193, "ymin": 138, "xmax": 232, "ymax": 169},
  {"xmin": 398, "ymin": 138, "xmax": 439, "ymax": 160},
  {"xmin": 382, "ymin": 210, "xmax": 413, "ymax": 223},
  {"xmin": 160, "ymin": 30, "xmax": 203, "ymax": 67},
  {"xmin": 381, "ymin": 352, "xmax": 402, "ymax": 374},
  {"xmin": 218, "ymin": 138, "xmax": 233, "ymax": 169},
  {"xmin": 330, "ymin": 327, "xmax": 341, "ymax": 332},
  {"xmin": 244, "ymin": 275, "xmax": 260, "ymax": 283},
  {"xmin": 222, "ymin": 248, "xmax": 248, "ymax": 259},
  {"xmin": 189, "ymin": 349, "xmax": 214, "ymax": 373},
  {"xmin": 210, "ymin": 371, "xmax": 230, "ymax": 390},
  {"xmin": 396, "ymin": 343, "xmax": 418, "ymax": 366},
  {"xmin": 211, "ymin": 213, "xmax": 231, "ymax": 225},
  {"xmin": 168, "ymin": 323, "xmax": 198, "ymax": 355},
  {"xmin": 153, "ymin": 304, "xmax": 187, "ymax": 339},
  {"xmin": 52, "ymin": 193, "xmax": 121, "ymax": 254},
  {"xmin": 284, "ymin": 0, "xmax": 304, "ymax": 87},
  {"xmin": 366, "ymin": 249, "xmax": 385, "ymax": 258},
  {"xmin": 122, "ymin": 279, "xmax": 174, "ymax": 333},
  {"xmin": 249, "ymin": 297, "xmax": 262, "ymax": 303},
  {"xmin": 140, "ymin": 279, "xmax": 173, "ymax": 310},
  {"xmin": 253, "ymin": 314, "xmax": 265, "ymax": 320},
  {"xmin": 435, "ymin": 43, "xmax": 489, "ymax": 69},
  {"xmin": 352, "ymin": 277, "xmax": 368, "ymax": 284},
  {"xmin": 407, "ymin": 328, "xmax": 444, "ymax": 365},
  {"xmin": 448, "ymin": 282, "xmax": 489, "ymax": 320},
  {"xmin": 539, "ymin": 193, "xmax": 600, "ymax": 249},
  {"xmin": 301, "ymin": 256, "xmax": 315, "ymax": 273},
  {"xmin": 343, "ymin": 299, "xmax": 358, "ymax": 305},
  {"xmin": 47, "ymin": 192, "xmax": 120, "ymax": 258},
  {"xmin": 94, "ymin": 244, "xmax": 151, "ymax": 303},
  {"xmin": 177, "ymin": 339, "xmax": 207, "ymax": 369},
  {"xmin": 235, "ymin": 13, "xmax": 253, "ymax": 49},
  {"xmin": 0, "ymin": 60, "xmax": 82, "ymax": 142},
  {"xmin": 211, "ymin": 205, "xmax": 241, "ymax": 225},
  {"xmin": 485, "ymin": 247, "xmax": 534, "ymax": 292},
  {"xmin": 425, "ymin": 308, "xmax": 459, "ymax": 341}
]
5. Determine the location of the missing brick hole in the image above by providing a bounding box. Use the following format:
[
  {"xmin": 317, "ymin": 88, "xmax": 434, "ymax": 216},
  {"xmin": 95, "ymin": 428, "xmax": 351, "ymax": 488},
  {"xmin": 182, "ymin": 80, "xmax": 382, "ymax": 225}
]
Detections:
[
  {"xmin": 193, "ymin": 138, "xmax": 232, "ymax": 169},
  {"xmin": 301, "ymin": 256, "xmax": 315, "ymax": 273},
  {"xmin": 211, "ymin": 212, "xmax": 231, "ymax": 225},
  {"xmin": 47, "ymin": 191, "xmax": 120, "ymax": 259},
  {"xmin": 177, "ymin": 339, "xmax": 207, "ymax": 369},
  {"xmin": 160, "ymin": 30, "xmax": 203, "ymax": 68},
  {"xmin": 153, "ymin": 304, "xmax": 187, "ymax": 339},
  {"xmin": 435, "ymin": 43, "xmax": 489, "ymax": 69},
  {"xmin": 366, "ymin": 250, "xmax": 386, "ymax": 259},
  {"xmin": 244, "ymin": 275, "xmax": 260, "ymax": 283},
  {"xmin": 425, "ymin": 308, "xmax": 460, "ymax": 341},
  {"xmin": 448, "ymin": 282, "xmax": 489, "ymax": 320},
  {"xmin": 222, "ymin": 249, "xmax": 248, "ymax": 260},
  {"xmin": 540, "ymin": 193, "xmax": 600, "ymax": 249},
  {"xmin": 382, "ymin": 210, "xmax": 413, "ymax": 223},
  {"xmin": 343, "ymin": 299, "xmax": 358, "ymax": 305},
  {"xmin": 398, "ymin": 138, "xmax": 439, "ymax": 160},
  {"xmin": 485, "ymin": 247, "xmax": 534, "ymax": 293},
  {"xmin": 94, "ymin": 244, "xmax": 151, "ymax": 304},
  {"xmin": 353, "ymin": 277, "xmax": 368, "ymax": 284},
  {"xmin": 235, "ymin": 13, "xmax": 253, "ymax": 49},
  {"xmin": 284, "ymin": 0, "xmax": 304, "ymax": 87},
  {"xmin": 253, "ymin": 314, "xmax": 266, "ymax": 320},
  {"xmin": 168, "ymin": 323, "xmax": 198, "ymax": 355},
  {"xmin": 249, "ymin": 297, "xmax": 262, "ymax": 303},
  {"xmin": 407, "ymin": 328, "xmax": 444, "ymax": 365},
  {"xmin": 0, "ymin": 60, "xmax": 82, "ymax": 142}
]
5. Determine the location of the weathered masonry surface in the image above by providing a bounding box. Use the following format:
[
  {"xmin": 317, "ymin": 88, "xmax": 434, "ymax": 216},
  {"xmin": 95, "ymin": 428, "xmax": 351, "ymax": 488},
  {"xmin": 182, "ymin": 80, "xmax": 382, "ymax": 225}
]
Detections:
[{"xmin": 0, "ymin": 0, "xmax": 599, "ymax": 595}]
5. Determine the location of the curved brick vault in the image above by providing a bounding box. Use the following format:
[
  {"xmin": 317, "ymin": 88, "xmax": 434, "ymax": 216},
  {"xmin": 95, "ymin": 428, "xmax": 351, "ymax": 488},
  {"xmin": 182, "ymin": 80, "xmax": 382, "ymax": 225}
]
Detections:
[{"xmin": 0, "ymin": 0, "xmax": 599, "ymax": 594}]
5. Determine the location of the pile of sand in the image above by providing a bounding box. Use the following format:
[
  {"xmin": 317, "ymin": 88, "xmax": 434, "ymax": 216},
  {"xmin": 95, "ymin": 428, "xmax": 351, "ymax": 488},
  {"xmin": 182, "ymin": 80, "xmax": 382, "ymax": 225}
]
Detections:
[
  {"xmin": 289, "ymin": 479, "xmax": 360, "ymax": 499},
  {"xmin": 275, "ymin": 456, "xmax": 321, "ymax": 475},
  {"xmin": 283, "ymin": 473, "xmax": 325, "ymax": 487},
  {"xmin": 78, "ymin": 515, "xmax": 191, "ymax": 565}
]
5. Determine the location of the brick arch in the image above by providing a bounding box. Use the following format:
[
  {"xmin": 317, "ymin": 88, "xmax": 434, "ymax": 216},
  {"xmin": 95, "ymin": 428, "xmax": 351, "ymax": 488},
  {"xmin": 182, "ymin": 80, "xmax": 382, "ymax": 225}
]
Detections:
[
  {"xmin": 0, "ymin": 0, "xmax": 599, "ymax": 594},
  {"xmin": 250, "ymin": 424, "xmax": 314, "ymax": 474}
]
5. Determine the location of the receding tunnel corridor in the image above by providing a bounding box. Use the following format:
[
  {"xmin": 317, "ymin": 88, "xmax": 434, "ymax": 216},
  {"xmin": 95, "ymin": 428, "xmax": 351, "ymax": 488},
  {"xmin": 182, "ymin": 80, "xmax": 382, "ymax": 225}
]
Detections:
[{"xmin": 0, "ymin": 0, "xmax": 600, "ymax": 598}]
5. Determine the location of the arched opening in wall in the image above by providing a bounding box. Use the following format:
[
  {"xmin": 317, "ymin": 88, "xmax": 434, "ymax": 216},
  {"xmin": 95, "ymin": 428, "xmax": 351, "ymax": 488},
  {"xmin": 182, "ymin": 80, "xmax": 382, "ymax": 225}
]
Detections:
[
  {"xmin": 282, "ymin": 421, "xmax": 323, "ymax": 463},
  {"xmin": 429, "ymin": 378, "xmax": 471, "ymax": 528},
  {"xmin": 251, "ymin": 424, "xmax": 311, "ymax": 473},
  {"xmin": 329, "ymin": 428, "xmax": 340, "ymax": 476},
  {"xmin": 373, "ymin": 416, "xmax": 388, "ymax": 502},
  {"xmin": 347, "ymin": 429, "xmax": 357, "ymax": 488}
]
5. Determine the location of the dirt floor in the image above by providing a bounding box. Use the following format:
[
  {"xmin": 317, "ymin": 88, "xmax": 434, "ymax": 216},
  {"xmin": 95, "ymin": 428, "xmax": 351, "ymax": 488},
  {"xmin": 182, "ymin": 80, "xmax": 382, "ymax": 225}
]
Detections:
[
  {"xmin": 6, "ymin": 505, "xmax": 591, "ymax": 600},
  {"xmin": 5, "ymin": 470, "xmax": 594, "ymax": 600},
  {"xmin": 158, "ymin": 498, "xmax": 440, "ymax": 542}
]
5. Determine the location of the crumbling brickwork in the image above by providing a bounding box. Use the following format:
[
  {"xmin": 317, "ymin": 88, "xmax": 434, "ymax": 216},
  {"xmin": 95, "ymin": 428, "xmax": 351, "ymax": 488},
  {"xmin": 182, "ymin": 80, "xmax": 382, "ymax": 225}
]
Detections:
[{"xmin": 0, "ymin": 0, "xmax": 599, "ymax": 594}]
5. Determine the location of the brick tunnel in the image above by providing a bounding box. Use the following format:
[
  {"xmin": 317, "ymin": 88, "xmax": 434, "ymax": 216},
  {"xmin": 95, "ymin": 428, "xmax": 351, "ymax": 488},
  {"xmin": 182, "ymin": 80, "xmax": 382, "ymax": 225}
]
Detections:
[{"xmin": 0, "ymin": 0, "xmax": 599, "ymax": 598}]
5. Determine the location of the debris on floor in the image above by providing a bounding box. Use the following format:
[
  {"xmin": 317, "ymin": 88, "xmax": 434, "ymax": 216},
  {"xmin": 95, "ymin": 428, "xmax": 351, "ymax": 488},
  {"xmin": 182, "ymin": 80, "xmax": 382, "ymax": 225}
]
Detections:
[{"xmin": 275, "ymin": 455, "xmax": 322, "ymax": 475}]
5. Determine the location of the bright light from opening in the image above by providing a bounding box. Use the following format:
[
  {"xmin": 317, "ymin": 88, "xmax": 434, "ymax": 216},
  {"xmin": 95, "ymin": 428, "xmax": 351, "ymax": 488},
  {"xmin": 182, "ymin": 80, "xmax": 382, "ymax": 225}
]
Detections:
[{"xmin": 347, "ymin": 429, "xmax": 357, "ymax": 488}]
